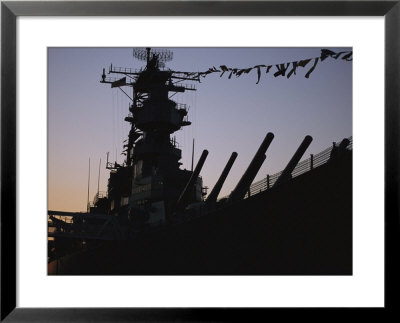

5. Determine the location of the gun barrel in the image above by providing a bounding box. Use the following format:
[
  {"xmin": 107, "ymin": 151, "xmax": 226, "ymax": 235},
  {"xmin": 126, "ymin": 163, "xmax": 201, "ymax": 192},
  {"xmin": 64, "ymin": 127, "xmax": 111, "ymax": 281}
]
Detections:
[
  {"xmin": 206, "ymin": 152, "xmax": 238, "ymax": 206},
  {"xmin": 274, "ymin": 135, "xmax": 313, "ymax": 187},
  {"xmin": 175, "ymin": 149, "xmax": 209, "ymax": 212},
  {"xmin": 229, "ymin": 132, "xmax": 274, "ymax": 202}
]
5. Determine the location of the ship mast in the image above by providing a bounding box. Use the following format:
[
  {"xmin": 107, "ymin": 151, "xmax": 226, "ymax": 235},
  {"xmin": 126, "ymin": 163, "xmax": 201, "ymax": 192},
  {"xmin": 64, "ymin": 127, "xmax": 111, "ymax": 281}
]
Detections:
[
  {"xmin": 101, "ymin": 48, "xmax": 198, "ymax": 167},
  {"xmin": 101, "ymin": 48, "xmax": 202, "ymax": 223}
]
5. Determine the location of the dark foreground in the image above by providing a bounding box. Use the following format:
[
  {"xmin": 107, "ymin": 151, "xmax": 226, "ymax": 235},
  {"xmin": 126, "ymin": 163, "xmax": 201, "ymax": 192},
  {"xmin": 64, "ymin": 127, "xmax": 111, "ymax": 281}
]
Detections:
[{"xmin": 49, "ymin": 156, "xmax": 352, "ymax": 275}]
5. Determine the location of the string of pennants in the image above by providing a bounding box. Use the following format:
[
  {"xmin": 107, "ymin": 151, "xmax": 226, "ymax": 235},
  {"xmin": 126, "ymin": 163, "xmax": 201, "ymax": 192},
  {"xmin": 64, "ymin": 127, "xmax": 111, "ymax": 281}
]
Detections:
[{"xmin": 184, "ymin": 49, "xmax": 352, "ymax": 84}]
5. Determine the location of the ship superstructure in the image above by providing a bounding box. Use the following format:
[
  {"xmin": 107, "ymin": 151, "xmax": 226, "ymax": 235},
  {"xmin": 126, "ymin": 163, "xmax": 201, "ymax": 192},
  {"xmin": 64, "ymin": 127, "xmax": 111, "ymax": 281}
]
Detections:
[{"xmin": 100, "ymin": 48, "xmax": 204, "ymax": 227}]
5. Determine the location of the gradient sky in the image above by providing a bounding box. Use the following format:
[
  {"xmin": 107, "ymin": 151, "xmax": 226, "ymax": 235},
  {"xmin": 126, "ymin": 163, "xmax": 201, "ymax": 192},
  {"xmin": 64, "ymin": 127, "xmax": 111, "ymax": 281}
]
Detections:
[{"xmin": 48, "ymin": 47, "xmax": 352, "ymax": 212}]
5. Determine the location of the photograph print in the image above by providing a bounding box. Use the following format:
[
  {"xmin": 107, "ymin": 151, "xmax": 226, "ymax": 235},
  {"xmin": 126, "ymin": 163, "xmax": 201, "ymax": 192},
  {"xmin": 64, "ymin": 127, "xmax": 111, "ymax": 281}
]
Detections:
[{"xmin": 48, "ymin": 47, "xmax": 352, "ymax": 275}]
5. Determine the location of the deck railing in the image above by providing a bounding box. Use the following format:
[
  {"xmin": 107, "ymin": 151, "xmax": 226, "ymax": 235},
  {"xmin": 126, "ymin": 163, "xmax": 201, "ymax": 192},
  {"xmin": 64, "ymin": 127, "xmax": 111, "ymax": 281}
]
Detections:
[{"xmin": 218, "ymin": 136, "xmax": 352, "ymax": 200}]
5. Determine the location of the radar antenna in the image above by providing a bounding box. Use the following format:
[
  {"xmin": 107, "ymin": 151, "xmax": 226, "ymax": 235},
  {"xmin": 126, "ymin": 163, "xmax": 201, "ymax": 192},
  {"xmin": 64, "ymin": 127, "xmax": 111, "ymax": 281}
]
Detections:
[{"xmin": 133, "ymin": 48, "xmax": 173, "ymax": 68}]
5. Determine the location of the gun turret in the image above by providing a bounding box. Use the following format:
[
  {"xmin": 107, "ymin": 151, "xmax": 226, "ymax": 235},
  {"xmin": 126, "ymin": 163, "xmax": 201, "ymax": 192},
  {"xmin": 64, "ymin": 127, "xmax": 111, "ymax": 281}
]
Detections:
[
  {"xmin": 274, "ymin": 135, "xmax": 313, "ymax": 187},
  {"xmin": 229, "ymin": 132, "xmax": 274, "ymax": 202},
  {"xmin": 206, "ymin": 152, "xmax": 238, "ymax": 209},
  {"xmin": 175, "ymin": 150, "xmax": 209, "ymax": 212}
]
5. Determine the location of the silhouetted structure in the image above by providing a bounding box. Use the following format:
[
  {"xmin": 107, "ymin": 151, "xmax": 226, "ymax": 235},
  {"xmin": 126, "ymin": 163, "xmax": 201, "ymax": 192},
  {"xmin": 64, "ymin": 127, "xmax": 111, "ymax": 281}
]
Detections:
[{"xmin": 48, "ymin": 48, "xmax": 353, "ymax": 275}]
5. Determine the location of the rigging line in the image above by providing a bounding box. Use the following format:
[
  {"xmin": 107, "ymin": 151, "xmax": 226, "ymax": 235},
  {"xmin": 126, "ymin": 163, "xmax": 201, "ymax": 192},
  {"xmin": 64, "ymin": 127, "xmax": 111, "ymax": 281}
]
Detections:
[
  {"xmin": 87, "ymin": 158, "xmax": 90, "ymax": 212},
  {"xmin": 193, "ymin": 90, "xmax": 197, "ymax": 149},
  {"xmin": 182, "ymin": 92, "xmax": 189, "ymax": 169},
  {"xmin": 118, "ymin": 87, "xmax": 133, "ymax": 101},
  {"xmin": 119, "ymin": 92, "xmax": 125, "ymax": 156},
  {"xmin": 173, "ymin": 79, "xmax": 185, "ymax": 85},
  {"xmin": 120, "ymin": 92, "xmax": 125, "ymax": 154},
  {"xmin": 97, "ymin": 158, "xmax": 101, "ymax": 195},
  {"xmin": 189, "ymin": 91, "xmax": 193, "ymax": 168},
  {"xmin": 122, "ymin": 99, "xmax": 128, "ymax": 162},
  {"xmin": 118, "ymin": 90, "xmax": 122, "ymax": 160},
  {"xmin": 121, "ymin": 93, "xmax": 126, "ymax": 142},
  {"xmin": 125, "ymin": 102, "xmax": 129, "ymax": 144},
  {"xmin": 183, "ymin": 94, "xmax": 187, "ymax": 168},
  {"xmin": 112, "ymin": 90, "xmax": 116, "ymax": 163},
  {"xmin": 116, "ymin": 89, "xmax": 119, "ymax": 158},
  {"xmin": 122, "ymin": 73, "xmax": 135, "ymax": 80},
  {"xmin": 169, "ymin": 92, "xmax": 178, "ymax": 99}
]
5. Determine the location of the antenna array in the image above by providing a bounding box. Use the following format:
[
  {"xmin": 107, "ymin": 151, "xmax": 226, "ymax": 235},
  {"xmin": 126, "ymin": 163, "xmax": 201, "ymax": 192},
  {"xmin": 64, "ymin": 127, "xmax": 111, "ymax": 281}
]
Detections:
[{"xmin": 133, "ymin": 48, "xmax": 173, "ymax": 63}]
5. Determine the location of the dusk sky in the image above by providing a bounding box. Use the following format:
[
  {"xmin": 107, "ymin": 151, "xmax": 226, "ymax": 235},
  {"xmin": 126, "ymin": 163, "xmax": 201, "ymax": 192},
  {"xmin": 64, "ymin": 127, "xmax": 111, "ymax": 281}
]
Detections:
[{"xmin": 48, "ymin": 47, "xmax": 352, "ymax": 212}]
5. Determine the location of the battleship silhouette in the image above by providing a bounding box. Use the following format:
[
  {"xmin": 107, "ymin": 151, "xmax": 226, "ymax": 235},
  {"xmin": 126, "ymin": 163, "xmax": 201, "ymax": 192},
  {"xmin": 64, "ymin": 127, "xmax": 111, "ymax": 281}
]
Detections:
[{"xmin": 48, "ymin": 48, "xmax": 352, "ymax": 275}]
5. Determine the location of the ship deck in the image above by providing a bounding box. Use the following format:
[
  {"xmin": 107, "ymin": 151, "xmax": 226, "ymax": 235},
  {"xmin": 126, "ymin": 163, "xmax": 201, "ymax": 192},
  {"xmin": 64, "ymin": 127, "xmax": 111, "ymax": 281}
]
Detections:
[{"xmin": 49, "ymin": 154, "xmax": 352, "ymax": 275}]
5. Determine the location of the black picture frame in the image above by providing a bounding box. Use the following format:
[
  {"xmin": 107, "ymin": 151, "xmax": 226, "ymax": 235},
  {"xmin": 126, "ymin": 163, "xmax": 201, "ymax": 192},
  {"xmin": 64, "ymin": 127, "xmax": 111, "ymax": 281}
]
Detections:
[{"xmin": 1, "ymin": 0, "xmax": 399, "ymax": 321}]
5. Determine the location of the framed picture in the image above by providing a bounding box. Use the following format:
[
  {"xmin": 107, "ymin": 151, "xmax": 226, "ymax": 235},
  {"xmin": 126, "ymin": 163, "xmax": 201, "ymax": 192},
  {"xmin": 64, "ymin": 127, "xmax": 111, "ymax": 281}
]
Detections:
[{"xmin": 1, "ymin": 0, "xmax": 399, "ymax": 320}]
